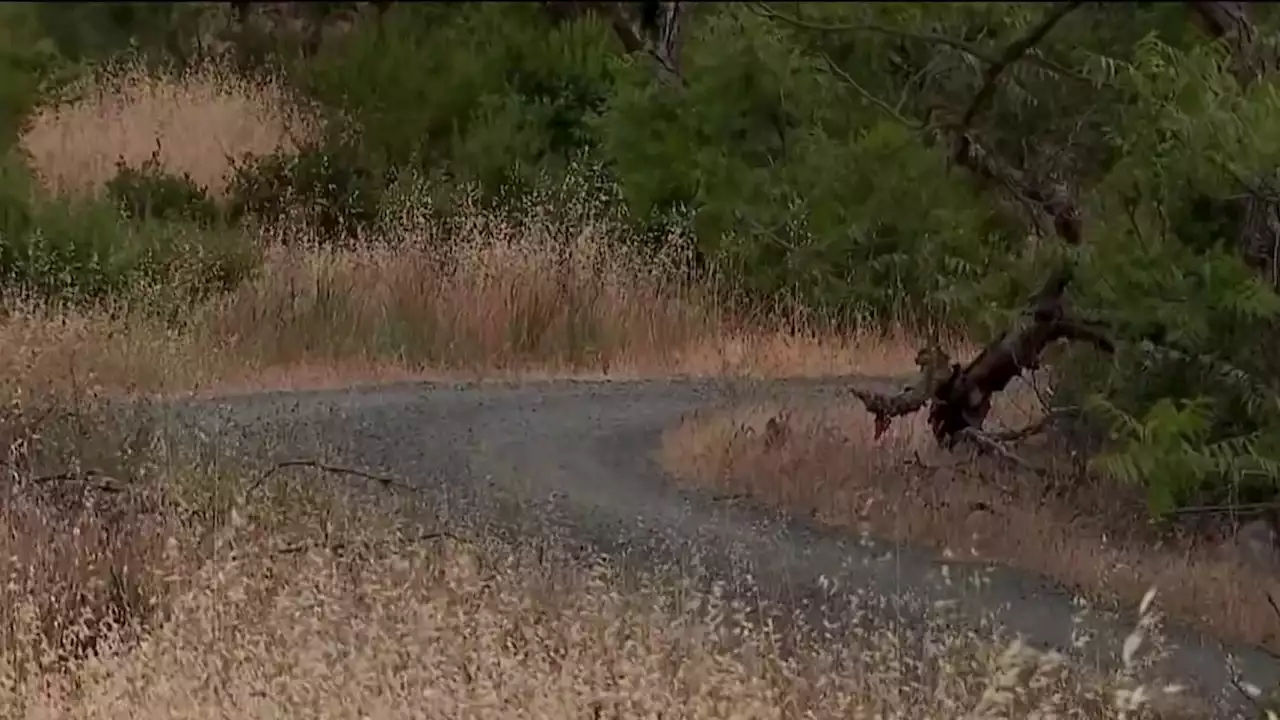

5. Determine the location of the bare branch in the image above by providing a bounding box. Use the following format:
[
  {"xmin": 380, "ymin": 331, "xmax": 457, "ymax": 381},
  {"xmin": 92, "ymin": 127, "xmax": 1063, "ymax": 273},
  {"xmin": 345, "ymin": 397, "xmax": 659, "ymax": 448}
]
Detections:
[
  {"xmin": 748, "ymin": 0, "xmax": 1089, "ymax": 246},
  {"xmin": 746, "ymin": 2, "xmax": 1088, "ymax": 82},
  {"xmin": 850, "ymin": 347, "xmax": 955, "ymax": 438},
  {"xmin": 251, "ymin": 459, "xmax": 421, "ymax": 496},
  {"xmin": 957, "ymin": 428, "xmax": 1037, "ymax": 471},
  {"xmin": 957, "ymin": 2, "xmax": 1084, "ymax": 133},
  {"xmin": 649, "ymin": 1, "xmax": 686, "ymax": 78},
  {"xmin": 986, "ymin": 407, "xmax": 1080, "ymax": 443},
  {"xmin": 950, "ymin": 133, "xmax": 1084, "ymax": 245},
  {"xmin": 818, "ymin": 53, "xmax": 920, "ymax": 129},
  {"xmin": 1185, "ymin": 1, "xmax": 1277, "ymax": 82},
  {"xmin": 1187, "ymin": 1, "xmax": 1255, "ymax": 45},
  {"xmin": 25, "ymin": 469, "xmax": 125, "ymax": 494},
  {"xmin": 849, "ymin": 267, "xmax": 1114, "ymax": 446},
  {"xmin": 946, "ymin": 3, "xmax": 1087, "ymax": 247}
]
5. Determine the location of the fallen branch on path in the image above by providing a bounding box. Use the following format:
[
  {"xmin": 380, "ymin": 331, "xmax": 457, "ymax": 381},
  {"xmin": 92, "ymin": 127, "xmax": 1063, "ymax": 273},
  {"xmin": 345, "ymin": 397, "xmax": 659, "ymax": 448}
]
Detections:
[
  {"xmin": 850, "ymin": 266, "xmax": 1114, "ymax": 451},
  {"xmin": 248, "ymin": 458, "xmax": 423, "ymax": 497},
  {"xmin": 273, "ymin": 530, "xmax": 467, "ymax": 558}
]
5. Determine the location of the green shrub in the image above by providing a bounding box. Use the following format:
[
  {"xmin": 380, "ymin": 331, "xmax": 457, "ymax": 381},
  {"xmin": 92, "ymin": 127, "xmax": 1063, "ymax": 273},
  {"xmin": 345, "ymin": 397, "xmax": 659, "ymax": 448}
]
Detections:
[
  {"xmin": 226, "ymin": 140, "xmax": 389, "ymax": 240},
  {"xmin": 0, "ymin": 5, "xmax": 74, "ymax": 149},
  {"xmin": 105, "ymin": 151, "xmax": 222, "ymax": 228},
  {"xmin": 0, "ymin": 153, "xmax": 256, "ymax": 304}
]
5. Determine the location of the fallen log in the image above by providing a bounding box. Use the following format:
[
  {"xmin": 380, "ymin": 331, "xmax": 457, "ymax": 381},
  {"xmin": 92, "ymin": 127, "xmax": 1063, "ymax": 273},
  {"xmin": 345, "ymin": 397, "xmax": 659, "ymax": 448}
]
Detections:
[{"xmin": 851, "ymin": 266, "xmax": 1115, "ymax": 447}]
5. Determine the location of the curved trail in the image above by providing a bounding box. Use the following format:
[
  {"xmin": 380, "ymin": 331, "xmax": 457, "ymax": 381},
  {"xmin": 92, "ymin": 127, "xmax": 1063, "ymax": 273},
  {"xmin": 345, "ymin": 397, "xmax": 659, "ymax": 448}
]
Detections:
[{"xmin": 167, "ymin": 376, "xmax": 1278, "ymax": 714}]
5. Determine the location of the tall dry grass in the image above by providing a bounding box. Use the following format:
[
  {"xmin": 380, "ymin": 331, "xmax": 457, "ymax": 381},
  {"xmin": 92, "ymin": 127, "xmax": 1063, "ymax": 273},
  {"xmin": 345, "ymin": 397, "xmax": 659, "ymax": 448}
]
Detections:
[{"xmin": 1, "ymin": 448, "xmax": 1194, "ymax": 719}]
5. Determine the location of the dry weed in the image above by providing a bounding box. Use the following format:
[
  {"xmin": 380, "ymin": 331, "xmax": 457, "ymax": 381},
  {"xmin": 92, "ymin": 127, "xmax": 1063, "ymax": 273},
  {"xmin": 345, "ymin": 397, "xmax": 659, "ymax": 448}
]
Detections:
[
  {"xmin": 0, "ymin": 203, "xmax": 926, "ymax": 396},
  {"xmin": 1, "ymin": 474, "xmax": 1190, "ymax": 719},
  {"xmin": 188, "ymin": 192, "xmax": 923, "ymax": 387}
]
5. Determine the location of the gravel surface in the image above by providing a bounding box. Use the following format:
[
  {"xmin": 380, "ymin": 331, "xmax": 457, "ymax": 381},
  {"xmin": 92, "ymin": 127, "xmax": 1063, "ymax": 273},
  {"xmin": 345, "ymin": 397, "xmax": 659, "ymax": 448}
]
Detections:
[{"xmin": 162, "ymin": 376, "xmax": 1279, "ymax": 714}]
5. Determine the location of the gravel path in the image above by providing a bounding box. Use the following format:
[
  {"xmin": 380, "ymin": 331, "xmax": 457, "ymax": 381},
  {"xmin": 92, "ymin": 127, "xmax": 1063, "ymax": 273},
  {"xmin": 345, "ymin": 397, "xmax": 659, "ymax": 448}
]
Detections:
[{"xmin": 166, "ymin": 376, "xmax": 1279, "ymax": 715}]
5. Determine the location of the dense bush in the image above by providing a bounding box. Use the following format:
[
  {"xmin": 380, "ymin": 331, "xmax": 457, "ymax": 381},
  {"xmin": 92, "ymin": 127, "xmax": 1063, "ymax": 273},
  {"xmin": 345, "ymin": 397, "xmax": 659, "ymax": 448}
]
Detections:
[
  {"xmin": 0, "ymin": 150, "xmax": 256, "ymax": 304},
  {"xmin": 106, "ymin": 151, "xmax": 222, "ymax": 228}
]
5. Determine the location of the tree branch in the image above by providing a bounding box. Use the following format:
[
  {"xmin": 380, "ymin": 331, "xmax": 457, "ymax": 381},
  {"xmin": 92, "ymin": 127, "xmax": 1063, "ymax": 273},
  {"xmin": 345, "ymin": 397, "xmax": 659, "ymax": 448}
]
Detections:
[
  {"xmin": 948, "ymin": 2, "xmax": 1086, "ymax": 246},
  {"xmin": 250, "ymin": 459, "xmax": 422, "ymax": 496},
  {"xmin": 748, "ymin": 0, "xmax": 1090, "ymax": 246},
  {"xmin": 818, "ymin": 52, "xmax": 920, "ymax": 129},
  {"xmin": 850, "ymin": 266, "xmax": 1114, "ymax": 446},
  {"xmin": 1185, "ymin": 1, "xmax": 1274, "ymax": 82},
  {"xmin": 746, "ymin": 2, "xmax": 1089, "ymax": 82},
  {"xmin": 957, "ymin": 1, "xmax": 1086, "ymax": 132},
  {"xmin": 949, "ymin": 134, "xmax": 1085, "ymax": 244}
]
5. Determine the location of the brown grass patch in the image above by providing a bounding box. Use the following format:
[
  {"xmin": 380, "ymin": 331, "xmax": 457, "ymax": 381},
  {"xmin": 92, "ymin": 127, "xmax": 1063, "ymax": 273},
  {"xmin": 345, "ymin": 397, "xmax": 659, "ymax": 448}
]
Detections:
[
  {"xmin": 659, "ymin": 383, "xmax": 1280, "ymax": 656},
  {"xmin": 20, "ymin": 60, "xmax": 316, "ymax": 199}
]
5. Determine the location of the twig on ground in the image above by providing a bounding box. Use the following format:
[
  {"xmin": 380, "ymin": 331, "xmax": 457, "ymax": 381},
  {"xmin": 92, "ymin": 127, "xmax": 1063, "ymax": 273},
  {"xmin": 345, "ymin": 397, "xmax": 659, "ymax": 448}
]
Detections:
[
  {"xmin": 24, "ymin": 469, "xmax": 125, "ymax": 494},
  {"xmin": 273, "ymin": 530, "xmax": 466, "ymax": 557},
  {"xmin": 250, "ymin": 458, "xmax": 421, "ymax": 496},
  {"xmin": 986, "ymin": 407, "xmax": 1079, "ymax": 442},
  {"xmin": 957, "ymin": 428, "xmax": 1038, "ymax": 472}
]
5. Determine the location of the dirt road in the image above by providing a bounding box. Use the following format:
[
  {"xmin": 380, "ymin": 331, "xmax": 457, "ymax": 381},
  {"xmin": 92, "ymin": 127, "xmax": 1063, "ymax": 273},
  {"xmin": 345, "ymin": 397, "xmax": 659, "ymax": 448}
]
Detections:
[{"xmin": 168, "ymin": 376, "xmax": 1280, "ymax": 714}]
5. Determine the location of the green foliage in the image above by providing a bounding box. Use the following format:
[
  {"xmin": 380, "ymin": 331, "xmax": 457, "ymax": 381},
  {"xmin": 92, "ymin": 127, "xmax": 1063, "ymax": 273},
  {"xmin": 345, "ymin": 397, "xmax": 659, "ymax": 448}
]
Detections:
[
  {"xmin": 226, "ymin": 141, "xmax": 388, "ymax": 239},
  {"xmin": 1044, "ymin": 35, "xmax": 1280, "ymax": 511},
  {"xmin": 29, "ymin": 2, "xmax": 217, "ymax": 71},
  {"xmin": 0, "ymin": 152, "xmax": 256, "ymax": 304},
  {"xmin": 106, "ymin": 149, "xmax": 222, "ymax": 227},
  {"xmin": 0, "ymin": 4, "xmax": 76, "ymax": 148},
  {"xmin": 290, "ymin": 2, "xmax": 618, "ymax": 192},
  {"xmin": 1090, "ymin": 393, "xmax": 1280, "ymax": 515}
]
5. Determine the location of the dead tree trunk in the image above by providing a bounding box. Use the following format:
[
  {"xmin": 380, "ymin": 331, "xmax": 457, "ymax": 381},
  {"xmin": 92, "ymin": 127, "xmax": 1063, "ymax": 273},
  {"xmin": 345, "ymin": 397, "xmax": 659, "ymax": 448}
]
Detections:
[{"xmin": 851, "ymin": 267, "xmax": 1114, "ymax": 447}]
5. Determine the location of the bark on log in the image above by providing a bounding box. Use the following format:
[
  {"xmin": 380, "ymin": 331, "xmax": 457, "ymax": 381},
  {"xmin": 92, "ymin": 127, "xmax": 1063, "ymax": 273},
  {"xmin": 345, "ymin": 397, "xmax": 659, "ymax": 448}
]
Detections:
[{"xmin": 851, "ymin": 267, "xmax": 1114, "ymax": 446}]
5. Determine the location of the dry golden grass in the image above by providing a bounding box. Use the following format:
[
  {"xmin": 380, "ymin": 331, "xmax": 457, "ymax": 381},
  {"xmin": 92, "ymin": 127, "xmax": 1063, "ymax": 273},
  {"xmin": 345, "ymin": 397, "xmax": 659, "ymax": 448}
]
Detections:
[
  {"xmin": 658, "ymin": 383, "xmax": 1280, "ymax": 657},
  {"xmin": 0, "ymin": 441, "xmax": 1193, "ymax": 720},
  {"xmin": 0, "ymin": 228, "xmax": 924, "ymax": 401},
  {"xmin": 20, "ymin": 60, "xmax": 317, "ymax": 199}
]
